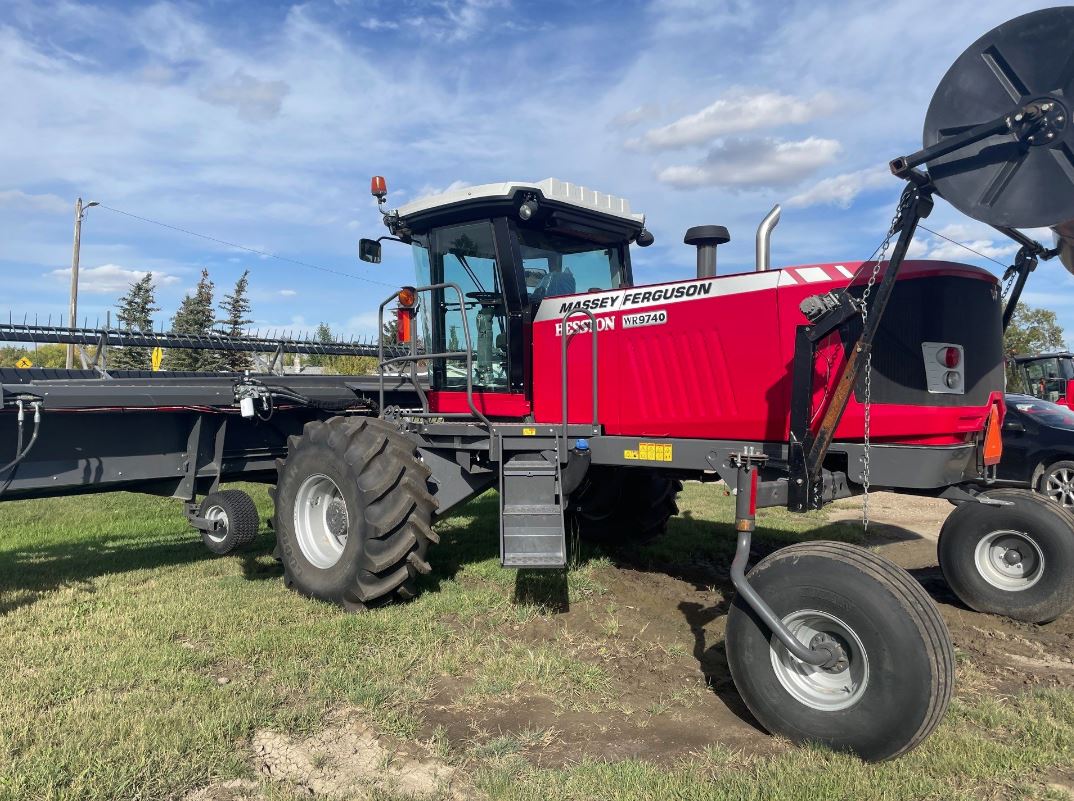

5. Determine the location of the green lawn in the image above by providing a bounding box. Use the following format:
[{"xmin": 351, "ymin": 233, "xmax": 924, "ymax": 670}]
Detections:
[{"xmin": 0, "ymin": 485, "xmax": 1071, "ymax": 800}]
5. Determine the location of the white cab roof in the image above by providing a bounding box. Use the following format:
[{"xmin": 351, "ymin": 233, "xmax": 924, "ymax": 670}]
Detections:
[{"xmin": 395, "ymin": 178, "xmax": 645, "ymax": 225}]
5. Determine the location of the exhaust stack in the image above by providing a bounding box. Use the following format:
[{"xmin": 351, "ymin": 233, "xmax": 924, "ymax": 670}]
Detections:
[
  {"xmin": 684, "ymin": 225, "xmax": 731, "ymax": 278},
  {"xmin": 755, "ymin": 205, "xmax": 781, "ymax": 271}
]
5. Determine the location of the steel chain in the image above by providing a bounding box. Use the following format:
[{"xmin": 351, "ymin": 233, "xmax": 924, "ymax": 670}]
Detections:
[{"xmin": 860, "ymin": 190, "xmax": 914, "ymax": 529}]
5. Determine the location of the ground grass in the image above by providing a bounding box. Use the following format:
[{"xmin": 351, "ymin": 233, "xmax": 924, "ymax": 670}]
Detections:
[{"xmin": 0, "ymin": 484, "xmax": 1071, "ymax": 800}]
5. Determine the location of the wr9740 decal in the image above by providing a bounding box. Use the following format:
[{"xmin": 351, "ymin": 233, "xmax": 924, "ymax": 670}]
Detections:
[{"xmin": 622, "ymin": 309, "xmax": 668, "ymax": 328}]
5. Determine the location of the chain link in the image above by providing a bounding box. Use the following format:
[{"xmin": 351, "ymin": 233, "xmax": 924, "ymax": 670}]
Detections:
[{"xmin": 860, "ymin": 190, "xmax": 914, "ymax": 529}]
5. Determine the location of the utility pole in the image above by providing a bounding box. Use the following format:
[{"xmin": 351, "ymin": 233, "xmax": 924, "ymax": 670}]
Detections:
[{"xmin": 66, "ymin": 197, "xmax": 99, "ymax": 368}]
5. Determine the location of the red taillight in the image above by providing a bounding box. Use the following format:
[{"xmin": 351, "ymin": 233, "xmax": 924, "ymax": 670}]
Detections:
[
  {"xmin": 939, "ymin": 346, "xmax": 961, "ymax": 368},
  {"xmin": 371, "ymin": 175, "xmax": 387, "ymax": 199}
]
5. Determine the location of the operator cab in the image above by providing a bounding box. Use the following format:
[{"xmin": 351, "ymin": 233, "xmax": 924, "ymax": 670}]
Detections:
[{"xmin": 362, "ymin": 178, "xmax": 651, "ymax": 409}]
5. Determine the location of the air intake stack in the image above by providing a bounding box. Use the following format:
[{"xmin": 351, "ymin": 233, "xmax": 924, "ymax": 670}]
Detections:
[{"xmin": 684, "ymin": 225, "xmax": 731, "ymax": 278}]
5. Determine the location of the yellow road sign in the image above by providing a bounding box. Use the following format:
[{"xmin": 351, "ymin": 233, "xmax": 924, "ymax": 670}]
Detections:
[
  {"xmin": 151, "ymin": 347, "xmax": 164, "ymax": 371},
  {"xmin": 15, "ymin": 357, "xmax": 32, "ymax": 369}
]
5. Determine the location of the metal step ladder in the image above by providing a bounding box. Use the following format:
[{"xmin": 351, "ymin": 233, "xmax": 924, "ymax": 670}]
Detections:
[{"xmin": 499, "ymin": 446, "xmax": 567, "ymax": 568}]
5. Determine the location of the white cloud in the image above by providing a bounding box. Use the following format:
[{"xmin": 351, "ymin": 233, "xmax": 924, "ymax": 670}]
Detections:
[
  {"xmin": 657, "ymin": 137, "xmax": 841, "ymax": 189},
  {"xmin": 631, "ymin": 91, "xmax": 839, "ymax": 150},
  {"xmin": 787, "ymin": 167, "xmax": 893, "ymax": 208},
  {"xmin": 926, "ymin": 239, "xmax": 1018, "ymax": 262},
  {"xmin": 198, "ymin": 69, "xmax": 290, "ymax": 122},
  {"xmin": 46, "ymin": 264, "xmax": 180, "ymax": 294},
  {"xmin": 906, "ymin": 237, "xmax": 929, "ymax": 258},
  {"xmin": 0, "ymin": 189, "xmax": 70, "ymax": 214},
  {"xmin": 279, "ymin": 289, "xmax": 297, "ymax": 297}
]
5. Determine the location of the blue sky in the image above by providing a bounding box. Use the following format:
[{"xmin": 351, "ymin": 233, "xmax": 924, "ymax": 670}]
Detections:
[{"xmin": 2, "ymin": 0, "xmax": 1072, "ymax": 341}]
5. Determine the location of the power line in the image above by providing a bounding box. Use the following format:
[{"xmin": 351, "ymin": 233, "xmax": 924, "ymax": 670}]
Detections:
[
  {"xmin": 96, "ymin": 204, "xmax": 397, "ymax": 288},
  {"xmin": 918, "ymin": 223, "xmax": 1008, "ymax": 268}
]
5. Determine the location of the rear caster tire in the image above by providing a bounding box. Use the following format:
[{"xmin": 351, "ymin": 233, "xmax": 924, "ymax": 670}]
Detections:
[
  {"xmin": 273, "ymin": 416, "xmax": 436, "ymax": 610},
  {"xmin": 569, "ymin": 467, "xmax": 681, "ymax": 544},
  {"xmin": 938, "ymin": 487, "xmax": 1074, "ymax": 623},
  {"xmin": 725, "ymin": 541, "xmax": 954, "ymax": 762},
  {"xmin": 199, "ymin": 489, "xmax": 260, "ymax": 555}
]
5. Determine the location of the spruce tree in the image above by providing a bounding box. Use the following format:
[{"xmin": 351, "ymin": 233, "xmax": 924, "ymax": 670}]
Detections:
[
  {"xmin": 110, "ymin": 273, "xmax": 160, "ymax": 371},
  {"xmin": 219, "ymin": 270, "xmax": 253, "ymax": 371},
  {"xmin": 164, "ymin": 269, "xmax": 221, "ymax": 372}
]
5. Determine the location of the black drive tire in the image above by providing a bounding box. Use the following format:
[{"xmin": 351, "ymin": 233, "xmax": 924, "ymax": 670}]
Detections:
[
  {"xmin": 273, "ymin": 416, "xmax": 436, "ymax": 610},
  {"xmin": 938, "ymin": 487, "xmax": 1074, "ymax": 623},
  {"xmin": 1038, "ymin": 459, "xmax": 1074, "ymax": 510},
  {"xmin": 725, "ymin": 541, "xmax": 954, "ymax": 762},
  {"xmin": 199, "ymin": 489, "xmax": 260, "ymax": 555},
  {"xmin": 569, "ymin": 467, "xmax": 681, "ymax": 544}
]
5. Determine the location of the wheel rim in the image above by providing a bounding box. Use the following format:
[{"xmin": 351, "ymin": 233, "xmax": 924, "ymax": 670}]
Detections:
[
  {"xmin": 293, "ymin": 474, "xmax": 350, "ymax": 569},
  {"xmin": 769, "ymin": 609, "xmax": 870, "ymax": 712},
  {"xmin": 1043, "ymin": 467, "xmax": 1074, "ymax": 508},
  {"xmin": 973, "ymin": 529, "xmax": 1045, "ymax": 591},
  {"xmin": 203, "ymin": 505, "xmax": 229, "ymax": 544}
]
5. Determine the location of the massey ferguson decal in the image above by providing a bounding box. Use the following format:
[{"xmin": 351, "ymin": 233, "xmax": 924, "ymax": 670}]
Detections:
[{"xmin": 533, "ymin": 271, "xmax": 780, "ymax": 324}]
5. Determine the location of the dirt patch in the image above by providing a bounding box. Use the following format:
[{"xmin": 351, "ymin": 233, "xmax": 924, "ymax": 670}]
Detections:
[
  {"xmin": 253, "ymin": 707, "xmax": 463, "ymax": 799},
  {"xmin": 185, "ymin": 708, "xmax": 466, "ymax": 801}
]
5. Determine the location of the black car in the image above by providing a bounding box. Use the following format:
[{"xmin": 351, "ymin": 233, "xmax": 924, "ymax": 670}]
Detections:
[{"xmin": 999, "ymin": 393, "xmax": 1074, "ymax": 508}]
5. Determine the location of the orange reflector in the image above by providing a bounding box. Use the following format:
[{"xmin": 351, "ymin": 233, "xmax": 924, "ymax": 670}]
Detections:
[
  {"xmin": 983, "ymin": 404, "xmax": 1003, "ymax": 466},
  {"xmin": 396, "ymin": 307, "xmax": 412, "ymax": 344},
  {"xmin": 397, "ymin": 286, "xmax": 417, "ymax": 307}
]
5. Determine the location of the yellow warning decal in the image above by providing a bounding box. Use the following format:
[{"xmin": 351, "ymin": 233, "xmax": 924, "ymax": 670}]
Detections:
[
  {"xmin": 624, "ymin": 442, "xmax": 673, "ymax": 462},
  {"xmin": 15, "ymin": 357, "xmax": 32, "ymax": 368},
  {"xmin": 522, "ymin": 427, "xmax": 537, "ymax": 436}
]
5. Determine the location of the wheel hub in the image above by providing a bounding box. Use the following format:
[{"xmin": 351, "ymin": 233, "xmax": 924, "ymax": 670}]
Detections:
[
  {"xmin": 203, "ymin": 505, "xmax": 230, "ymax": 544},
  {"xmin": 293, "ymin": 474, "xmax": 350, "ymax": 569},
  {"xmin": 770, "ymin": 610, "xmax": 869, "ymax": 712},
  {"xmin": 974, "ymin": 529, "xmax": 1044, "ymax": 591}
]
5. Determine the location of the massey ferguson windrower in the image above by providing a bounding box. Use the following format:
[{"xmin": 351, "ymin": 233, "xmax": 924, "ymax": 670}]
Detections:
[
  {"xmin": 332, "ymin": 8, "xmax": 1074, "ymax": 759},
  {"xmin": 5, "ymin": 7, "xmax": 1074, "ymax": 763}
]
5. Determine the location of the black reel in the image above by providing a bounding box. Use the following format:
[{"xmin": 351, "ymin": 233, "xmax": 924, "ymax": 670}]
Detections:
[{"xmin": 919, "ymin": 7, "xmax": 1074, "ymax": 230}]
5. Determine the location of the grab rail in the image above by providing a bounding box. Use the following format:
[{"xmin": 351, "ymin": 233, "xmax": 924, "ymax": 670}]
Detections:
[{"xmin": 377, "ymin": 283, "xmax": 491, "ymax": 428}]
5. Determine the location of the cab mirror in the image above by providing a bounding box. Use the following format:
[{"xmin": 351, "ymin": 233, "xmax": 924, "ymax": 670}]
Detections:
[
  {"xmin": 358, "ymin": 238, "xmax": 382, "ymax": 264},
  {"xmin": 1003, "ymin": 419, "xmax": 1024, "ymax": 433}
]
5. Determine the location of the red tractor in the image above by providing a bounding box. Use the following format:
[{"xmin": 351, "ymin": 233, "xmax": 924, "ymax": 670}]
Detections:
[
  {"xmin": 273, "ymin": 8, "xmax": 1074, "ymax": 760},
  {"xmin": 269, "ymin": 8, "xmax": 1074, "ymax": 762}
]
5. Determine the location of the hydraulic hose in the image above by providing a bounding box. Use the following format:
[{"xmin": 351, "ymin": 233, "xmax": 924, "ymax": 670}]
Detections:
[{"xmin": 0, "ymin": 402, "xmax": 42, "ymax": 495}]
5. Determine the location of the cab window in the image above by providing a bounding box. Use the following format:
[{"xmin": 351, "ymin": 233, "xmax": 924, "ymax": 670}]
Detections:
[{"xmin": 515, "ymin": 227, "xmax": 624, "ymax": 305}]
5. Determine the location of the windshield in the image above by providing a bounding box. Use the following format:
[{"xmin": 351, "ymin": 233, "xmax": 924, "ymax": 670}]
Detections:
[
  {"xmin": 515, "ymin": 227, "xmax": 624, "ymax": 305},
  {"xmin": 1021, "ymin": 356, "xmax": 1074, "ymax": 402},
  {"xmin": 1009, "ymin": 397, "xmax": 1074, "ymax": 427}
]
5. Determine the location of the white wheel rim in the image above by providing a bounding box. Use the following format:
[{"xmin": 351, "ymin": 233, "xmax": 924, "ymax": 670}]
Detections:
[
  {"xmin": 203, "ymin": 505, "xmax": 229, "ymax": 544},
  {"xmin": 770, "ymin": 609, "xmax": 870, "ymax": 712},
  {"xmin": 1043, "ymin": 467, "xmax": 1074, "ymax": 508},
  {"xmin": 974, "ymin": 529, "xmax": 1044, "ymax": 591},
  {"xmin": 293, "ymin": 474, "xmax": 349, "ymax": 569}
]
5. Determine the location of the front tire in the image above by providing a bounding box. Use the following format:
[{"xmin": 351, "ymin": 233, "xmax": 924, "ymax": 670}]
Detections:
[
  {"xmin": 725, "ymin": 541, "xmax": 954, "ymax": 762},
  {"xmin": 273, "ymin": 417, "xmax": 436, "ymax": 610},
  {"xmin": 938, "ymin": 487, "xmax": 1074, "ymax": 623}
]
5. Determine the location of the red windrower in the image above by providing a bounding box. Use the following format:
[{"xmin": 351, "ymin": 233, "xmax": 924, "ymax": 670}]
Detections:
[{"xmin": 371, "ymin": 175, "xmax": 387, "ymax": 199}]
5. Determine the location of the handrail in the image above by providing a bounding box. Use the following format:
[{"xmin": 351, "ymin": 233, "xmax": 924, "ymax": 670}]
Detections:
[
  {"xmin": 377, "ymin": 282, "xmax": 491, "ymax": 428},
  {"xmin": 560, "ymin": 308, "xmax": 600, "ymax": 460}
]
